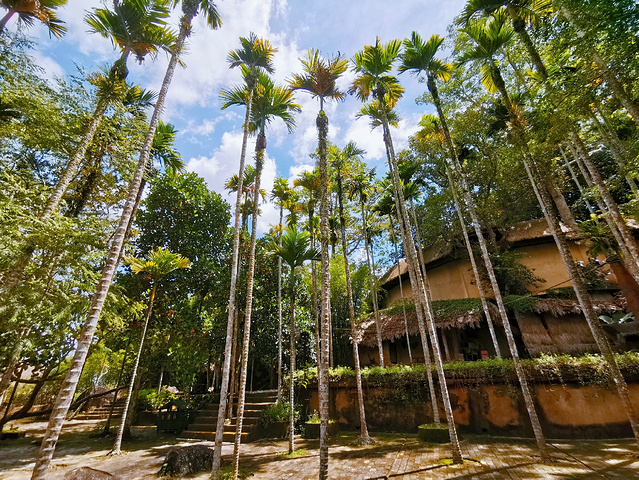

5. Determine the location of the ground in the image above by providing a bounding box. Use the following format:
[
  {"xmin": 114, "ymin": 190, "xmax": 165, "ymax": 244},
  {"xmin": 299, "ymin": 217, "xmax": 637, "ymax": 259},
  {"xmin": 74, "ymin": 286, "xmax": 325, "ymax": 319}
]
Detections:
[{"xmin": 1, "ymin": 418, "xmax": 638, "ymax": 479}]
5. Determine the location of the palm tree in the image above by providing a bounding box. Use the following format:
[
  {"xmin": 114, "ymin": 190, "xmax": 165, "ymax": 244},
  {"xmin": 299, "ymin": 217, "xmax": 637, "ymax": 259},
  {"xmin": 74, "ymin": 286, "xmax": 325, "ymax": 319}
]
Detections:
[
  {"xmin": 212, "ymin": 33, "xmax": 276, "ymax": 480},
  {"xmin": 353, "ymin": 100, "xmax": 442, "ymax": 426},
  {"xmin": 289, "ymin": 48, "xmax": 348, "ymax": 479},
  {"xmin": 271, "ymin": 177, "xmax": 293, "ymax": 402},
  {"xmin": 1, "ymin": 0, "xmax": 174, "ymax": 293},
  {"xmin": 350, "ymin": 37, "xmax": 463, "ymax": 464},
  {"xmin": 329, "ymin": 142, "xmax": 372, "ymax": 445},
  {"xmin": 347, "ymin": 167, "xmax": 385, "ymax": 367},
  {"xmin": 458, "ymin": 12, "xmax": 639, "ymax": 445},
  {"xmin": 111, "ymin": 247, "xmax": 190, "ymax": 455},
  {"xmin": 0, "ymin": 0, "xmax": 66, "ymax": 37},
  {"xmin": 227, "ymin": 73, "xmax": 299, "ymax": 480},
  {"xmin": 270, "ymin": 226, "xmax": 319, "ymax": 454},
  {"xmin": 30, "ymin": 2, "xmax": 221, "ymax": 478}
]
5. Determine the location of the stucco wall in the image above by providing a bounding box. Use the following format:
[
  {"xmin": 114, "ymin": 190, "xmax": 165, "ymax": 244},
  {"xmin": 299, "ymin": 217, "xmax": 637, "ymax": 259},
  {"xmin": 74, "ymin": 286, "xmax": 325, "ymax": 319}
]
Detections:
[{"xmin": 303, "ymin": 381, "xmax": 639, "ymax": 438}]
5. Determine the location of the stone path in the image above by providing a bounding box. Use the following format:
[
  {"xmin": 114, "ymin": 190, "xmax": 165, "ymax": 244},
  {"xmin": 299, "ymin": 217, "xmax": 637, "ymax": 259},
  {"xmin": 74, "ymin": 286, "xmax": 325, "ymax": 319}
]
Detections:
[{"xmin": 1, "ymin": 419, "xmax": 638, "ymax": 479}]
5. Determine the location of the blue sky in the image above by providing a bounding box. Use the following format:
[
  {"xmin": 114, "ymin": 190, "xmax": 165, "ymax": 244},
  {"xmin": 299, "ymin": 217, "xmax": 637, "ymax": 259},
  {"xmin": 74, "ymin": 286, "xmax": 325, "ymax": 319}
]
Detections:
[{"xmin": 12, "ymin": 0, "xmax": 466, "ymax": 233}]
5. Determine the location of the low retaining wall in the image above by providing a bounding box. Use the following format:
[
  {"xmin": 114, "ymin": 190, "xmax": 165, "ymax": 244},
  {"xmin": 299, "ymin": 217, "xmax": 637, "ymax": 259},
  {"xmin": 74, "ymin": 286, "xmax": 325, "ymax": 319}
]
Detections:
[{"xmin": 302, "ymin": 381, "xmax": 639, "ymax": 438}]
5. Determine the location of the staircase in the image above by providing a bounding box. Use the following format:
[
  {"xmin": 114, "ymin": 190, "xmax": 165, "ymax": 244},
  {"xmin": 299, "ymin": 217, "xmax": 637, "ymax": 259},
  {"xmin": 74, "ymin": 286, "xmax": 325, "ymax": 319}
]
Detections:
[
  {"xmin": 181, "ymin": 390, "xmax": 277, "ymax": 443},
  {"xmin": 74, "ymin": 397, "xmax": 126, "ymax": 421}
]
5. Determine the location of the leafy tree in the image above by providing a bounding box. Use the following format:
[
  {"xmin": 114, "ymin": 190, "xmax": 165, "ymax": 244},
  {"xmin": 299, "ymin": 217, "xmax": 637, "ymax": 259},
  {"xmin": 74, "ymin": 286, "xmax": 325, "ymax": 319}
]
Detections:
[{"xmin": 0, "ymin": 0, "xmax": 66, "ymax": 37}]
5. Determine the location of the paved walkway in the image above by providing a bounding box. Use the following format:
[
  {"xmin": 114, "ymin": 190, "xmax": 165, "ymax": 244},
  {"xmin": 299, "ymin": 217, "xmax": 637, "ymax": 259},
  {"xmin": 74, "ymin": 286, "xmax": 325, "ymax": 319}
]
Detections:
[{"xmin": 1, "ymin": 419, "xmax": 638, "ymax": 479}]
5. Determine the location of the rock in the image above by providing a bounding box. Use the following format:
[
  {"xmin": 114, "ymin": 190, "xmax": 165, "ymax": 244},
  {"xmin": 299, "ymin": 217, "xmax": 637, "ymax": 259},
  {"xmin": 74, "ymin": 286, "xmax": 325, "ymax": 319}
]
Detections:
[
  {"xmin": 64, "ymin": 467, "xmax": 120, "ymax": 480},
  {"xmin": 158, "ymin": 445, "xmax": 214, "ymax": 477}
]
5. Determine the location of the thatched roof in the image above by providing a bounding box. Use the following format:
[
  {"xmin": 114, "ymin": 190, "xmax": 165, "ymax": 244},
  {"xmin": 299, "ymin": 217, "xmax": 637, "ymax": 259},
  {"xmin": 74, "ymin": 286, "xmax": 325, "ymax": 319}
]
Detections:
[
  {"xmin": 355, "ymin": 299, "xmax": 499, "ymax": 347},
  {"xmin": 501, "ymin": 218, "xmax": 581, "ymax": 243},
  {"xmin": 506, "ymin": 295, "xmax": 627, "ymax": 316}
]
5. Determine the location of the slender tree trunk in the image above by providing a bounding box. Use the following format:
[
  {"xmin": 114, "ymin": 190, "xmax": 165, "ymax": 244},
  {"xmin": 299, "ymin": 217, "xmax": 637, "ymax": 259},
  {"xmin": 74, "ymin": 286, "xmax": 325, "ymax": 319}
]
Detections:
[
  {"xmin": 1, "ymin": 370, "xmax": 21, "ymax": 425},
  {"xmin": 310, "ymin": 211, "xmax": 321, "ymax": 361},
  {"xmin": 288, "ymin": 275, "xmax": 297, "ymax": 454},
  {"xmin": 212, "ymin": 74, "xmax": 257, "ymax": 480},
  {"xmin": 493, "ymin": 62, "xmax": 639, "ymax": 446},
  {"xmin": 0, "ymin": 11, "xmax": 15, "ymax": 31},
  {"xmin": 316, "ymin": 110, "xmax": 331, "ymax": 479},
  {"xmin": 389, "ymin": 215, "xmax": 413, "ymax": 365},
  {"xmin": 506, "ymin": 6, "xmax": 548, "ymax": 81},
  {"xmin": 111, "ymin": 284, "xmax": 156, "ymax": 454},
  {"xmin": 30, "ymin": 14, "xmax": 191, "ymax": 479},
  {"xmin": 277, "ymin": 206, "xmax": 284, "ymax": 403},
  {"xmin": 232, "ymin": 141, "xmax": 265, "ymax": 480},
  {"xmin": 559, "ymin": 146, "xmax": 597, "ymax": 217},
  {"xmin": 104, "ymin": 348, "xmax": 129, "ymax": 435},
  {"xmin": 380, "ymin": 103, "xmax": 461, "ymax": 462},
  {"xmin": 361, "ymin": 200, "xmax": 385, "ymax": 367},
  {"xmin": 444, "ymin": 165, "xmax": 501, "ymax": 357},
  {"xmin": 335, "ymin": 164, "xmax": 371, "ymax": 445}
]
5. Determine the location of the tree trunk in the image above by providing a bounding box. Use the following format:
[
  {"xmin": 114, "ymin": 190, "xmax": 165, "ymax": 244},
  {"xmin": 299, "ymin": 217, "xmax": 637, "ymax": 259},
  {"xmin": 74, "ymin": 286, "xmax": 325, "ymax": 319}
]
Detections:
[
  {"xmin": 104, "ymin": 348, "xmax": 129, "ymax": 435},
  {"xmin": 493, "ymin": 61, "xmax": 639, "ymax": 447},
  {"xmin": 506, "ymin": 5, "xmax": 548, "ymax": 81},
  {"xmin": 111, "ymin": 283, "xmax": 156, "ymax": 454},
  {"xmin": 212, "ymin": 78, "xmax": 257, "ymax": 480},
  {"xmin": 288, "ymin": 274, "xmax": 297, "ymax": 454},
  {"xmin": 0, "ymin": 370, "xmax": 21, "ymax": 425},
  {"xmin": 444, "ymin": 165, "xmax": 501, "ymax": 357},
  {"xmin": 277, "ymin": 206, "xmax": 284, "ymax": 403},
  {"xmin": 380, "ymin": 102, "xmax": 461, "ymax": 463},
  {"xmin": 0, "ymin": 11, "xmax": 15, "ymax": 32},
  {"xmin": 361, "ymin": 199, "xmax": 385, "ymax": 367},
  {"xmin": 335, "ymin": 163, "xmax": 371, "ymax": 445},
  {"xmin": 316, "ymin": 110, "xmax": 331, "ymax": 480},
  {"xmin": 232, "ymin": 140, "xmax": 265, "ymax": 480},
  {"xmin": 30, "ymin": 13, "xmax": 191, "ymax": 479},
  {"xmin": 389, "ymin": 215, "xmax": 413, "ymax": 365},
  {"xmin": 545, "ymin": 177, "xmax": 578, "ymax": 231}
]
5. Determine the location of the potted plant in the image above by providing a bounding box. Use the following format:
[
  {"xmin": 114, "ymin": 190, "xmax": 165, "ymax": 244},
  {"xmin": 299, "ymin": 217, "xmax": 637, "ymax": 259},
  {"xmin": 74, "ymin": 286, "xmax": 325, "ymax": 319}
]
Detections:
[
  {"xmin": 259, "ymin": 401, "xmax": 298, "ymax": 438},
  {"xmin": 303, "ymin": 411, "xmax": 338, "ymax": 439}
]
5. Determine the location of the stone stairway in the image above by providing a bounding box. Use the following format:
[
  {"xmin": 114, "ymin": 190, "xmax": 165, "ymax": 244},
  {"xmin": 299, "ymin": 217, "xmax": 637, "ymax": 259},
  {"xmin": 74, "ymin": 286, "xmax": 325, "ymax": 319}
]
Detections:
[
  {"xmin": 181, "ymin": 390, "xmax": 277, "ymax": 443},
  {"xmin": 74, "ymin": 397, "xmax": 126, "ymax": 421}
]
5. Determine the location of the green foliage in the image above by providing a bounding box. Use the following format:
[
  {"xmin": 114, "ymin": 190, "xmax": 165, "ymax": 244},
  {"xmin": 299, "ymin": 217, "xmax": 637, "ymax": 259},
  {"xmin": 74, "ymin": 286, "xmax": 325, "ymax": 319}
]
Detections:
[
  {"xmin": 489, "ymin": 249, "xmax": 544, "ymax": 295},
  {"xmin": 137, "ymin": 387, "xmax": 178, "ymax": 411},
  {"xmin": 259, "ymin": 401, "xmax": 300, "ymax": 425}
]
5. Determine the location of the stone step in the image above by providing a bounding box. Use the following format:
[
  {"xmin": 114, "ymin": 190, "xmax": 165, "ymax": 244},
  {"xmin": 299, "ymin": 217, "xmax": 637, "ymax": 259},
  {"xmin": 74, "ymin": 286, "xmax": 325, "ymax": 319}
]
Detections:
[{"xmin": 179, "ymin": 430, "xmax": 252, "ymax": 443}]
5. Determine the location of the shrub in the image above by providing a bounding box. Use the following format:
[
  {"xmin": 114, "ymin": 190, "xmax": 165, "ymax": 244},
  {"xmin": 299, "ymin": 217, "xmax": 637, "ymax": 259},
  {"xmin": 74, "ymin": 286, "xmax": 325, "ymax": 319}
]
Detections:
[{"xmin": 259, "ymin": 401, "xmax": 300, "ymax": 426}]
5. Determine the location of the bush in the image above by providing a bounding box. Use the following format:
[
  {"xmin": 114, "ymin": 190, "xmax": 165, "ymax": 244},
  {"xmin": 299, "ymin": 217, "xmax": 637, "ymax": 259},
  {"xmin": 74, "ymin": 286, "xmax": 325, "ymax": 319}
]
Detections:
[
  {"xmin": 138, "ymin": 387, "xmax": 177, "ymax": 411},
  {"xmin": 418, "ymin": 423, "xmax": 449, "ymax": 443},
  {"xmin": 259, "ymin": 401, "xmax": 300, "ymax": 426}
]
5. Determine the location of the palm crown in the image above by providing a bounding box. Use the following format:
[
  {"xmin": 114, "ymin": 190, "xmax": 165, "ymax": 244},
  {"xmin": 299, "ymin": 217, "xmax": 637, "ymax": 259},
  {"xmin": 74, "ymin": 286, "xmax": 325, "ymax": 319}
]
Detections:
[
  {"xmin": 398, "ymin": 32, "xmax": 452, "ymax": 83},
  {"xmin": 349, "ymin": 37, "xmax": 404, "ymax": 108},
  {"xmin": 289, "ymin": 49, "xmax": 348, "ymax": 111},
  {"xmin": 0, "ymin": 0, "xmax": 67, "ymax": 37}
]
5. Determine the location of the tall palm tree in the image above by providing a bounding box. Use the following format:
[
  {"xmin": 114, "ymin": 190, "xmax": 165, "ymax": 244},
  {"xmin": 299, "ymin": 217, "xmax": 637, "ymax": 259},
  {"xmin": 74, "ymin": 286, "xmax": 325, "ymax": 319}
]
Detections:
[
  {"xmin": 0, "ymin": 0, "xmax": 66, "ymax": 37},
  {"xmin": 458, "ymin": 12, "xmax": 639, "ymax": 445},
  {"xmin": 354, "ymin": 101, "xmax": 441, "ymax": 426},
  {"xmin": 111, "ymin": 247, "xmax": 190, "ymax": 455},
  {"xmin": 1, "ymin": 0, "xmax": 175, "ymax": 292},
  {"xmin": 269, "ymin": 226, "xmax": 319, "ymax": 454},
  {"xmin": 409, "ymin": 48, "xmax": 549, "ymax": 450},
  {"xmin": 226, "ymin": 73, "xmax": 299, "ymax": 480},
  {"xmin": 271, "ymin": 177, "xmax": 294, "ymax": 402},
  {"xmin": 212, "ymin": 33, "xmax": 276, "ymax": 480},
  {"xmin": 289, "ymin": 48, "xmax": 348, "ymax": 479},
  {"xmin": 350, "ymin": 37, "xmax": 463, "ymax": 464},
  {"xmin": 329, "ymin": 142, "xmax": 372, "ymax": 445},
  {"xmin": 458, "ymin": 2, "xmax": 639, "ymax": 280},
  {"xmin": 347, "ymin": 168, "xmax": 385, "ymax": 367},
  {"xmin": 30, "ymin": 2, "xmax": 221, "ymax": 478}
]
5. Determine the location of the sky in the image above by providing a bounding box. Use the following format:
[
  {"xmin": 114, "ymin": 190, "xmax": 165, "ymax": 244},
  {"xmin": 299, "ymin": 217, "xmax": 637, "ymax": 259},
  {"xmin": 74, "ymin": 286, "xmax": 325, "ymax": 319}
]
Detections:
[{"xmin": 12, "ymin": 0, "xmax": 467, "ymax": 234}]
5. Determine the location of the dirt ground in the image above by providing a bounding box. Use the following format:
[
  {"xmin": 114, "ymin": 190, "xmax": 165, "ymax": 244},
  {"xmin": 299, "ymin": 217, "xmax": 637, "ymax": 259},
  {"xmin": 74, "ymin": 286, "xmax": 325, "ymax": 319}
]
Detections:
[{"xmin": 2, "ymin": 418, "xmax": 639, "ymax": 479}]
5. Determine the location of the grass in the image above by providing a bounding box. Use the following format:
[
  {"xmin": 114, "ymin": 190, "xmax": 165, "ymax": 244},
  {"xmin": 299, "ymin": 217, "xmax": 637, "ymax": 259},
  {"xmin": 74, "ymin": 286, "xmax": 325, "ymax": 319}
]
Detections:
[
  {"xmin": 276, "ymin": 448, "xmax": 308, "ymax": 459},
  {"xmin": 220, "ymin": 466, "xmax": 254, "ymax": 479}
]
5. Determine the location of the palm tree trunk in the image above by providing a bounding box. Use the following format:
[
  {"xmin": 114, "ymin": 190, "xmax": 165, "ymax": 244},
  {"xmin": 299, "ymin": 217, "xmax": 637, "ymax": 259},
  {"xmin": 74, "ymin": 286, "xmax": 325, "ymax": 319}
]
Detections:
[
  {"xmin": 444, "ymin": 165, "xmax": 501, "ymax": 357},
  {"xmin": 103, "ymin": 348, "xmax": 129, "ymax": 435},
  {"xmin": 30, "ymin": 13, "xmax": 190, "ymax": 479},
  {"xmin": 232, "ymin": 142, "xmax": 265, "ymax": 479},
  {"xmin": 212, "ymin": 81, "xmax": 256, "ymax": 480},
  {"xmin": 559, "ymin": 146, "xmax": 597, "ymax": 217},
  {"xmin": 111, "ymin": 284, "xmax": 156, "ymax": 454},
  {"xmin": 335, "ymin": 165, "xmax": 371, "ymax": 445},
  {"xmin": 380, "ymin": 105, "xmax": 461, "ymax": 463},
  {"xmin": 492, "ymin": 62, "xmax": 639, "ymax": 447},
  {"xmin": 288, "ymin": 273, "xmax": 297, "ymax": 454},
  {"xmin": 310, "ymin": 210, "xmax": 321, "ymax": 361},
  {"xmin": 0, "ymin": 11, "xmax": 15, "ymax": 32},
  {"xmin": 570, "ymin": 132, "xmax": 639, "ymax": 280},
  {"xmin": 277, "ymin": 206, "xmax": 284, "ymax": 403},
  {"xmin": 389, "ymin": 215, "xmax": 413, "ymax": 365},
  {"xmin": 505, "ymin": 5, "xmax": 548, "ymax": 81},
  {"xmin": 316, "ymin": 110, "xmax": 331, "ymax": 480},
  {"xmin": 361, "ymin": 200, "xmax": 385, "ymax": 367}
]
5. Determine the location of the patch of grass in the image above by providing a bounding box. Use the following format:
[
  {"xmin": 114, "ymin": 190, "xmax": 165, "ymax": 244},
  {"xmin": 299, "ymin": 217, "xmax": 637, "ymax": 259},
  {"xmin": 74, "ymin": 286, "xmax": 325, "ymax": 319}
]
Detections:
[
  {"xmin": 276, "ymin": 448, "xmax": 308, "ymax": 458},
  {"xmin": 220, "ymin": 466, "xmax": 253, "ymax": 479}
]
